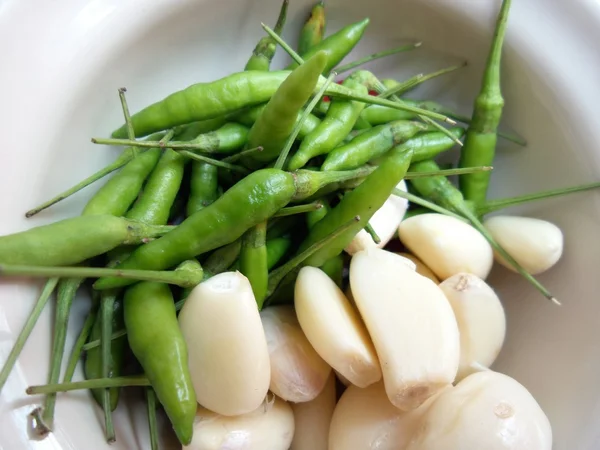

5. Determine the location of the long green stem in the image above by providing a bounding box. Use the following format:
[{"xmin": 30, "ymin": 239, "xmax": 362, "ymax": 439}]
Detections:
[
  {"xmin": 100, "ymin": 292, "xmax": 117, "ymax": 443},
  {"xmin": 0, "ymin": 265, "xmax": 203, "ymax": 288},
  {"xmin": 179, "ymin": 151, "xmax": 249, "ymax": 174},
  {"xmin": 63, "ymin": 297, "xmax": 99, "ymax": 382},
  {"xmin": 275, "ymin": 72, "xmax": 335, "ymax": 170},
  {"xmin": 334, "ymin": 42, "xmax": 422, "ymax": 74},
  {"xmin": 381, "ymin": 62, "xmax": 467, "ymax": 98},
  {"xmin": 222, "ymin": 146, "xmax": 264, "ymax": 163},
  {"xmin": 405, "ymin": 166, "xmax": 492, "ymax": 179},
  {"xmin": 261, "ymin": 24, "xmax": 456, "ymax": 125},
  {"xmin": 274, "ymin": 202, "xmax": 323, "ymax": 217},
  {"xmin": 0, "ymin": 278, "xmax": 59, "ymax": 392},
  {"xmin": 477, "ymin": 181, "xmax": 600, "ymax": 216},
  {"xmin": 364, "ymin": 222, "xmax": 381, "ymax": 244},
  {"xmin": 147, "ymin": 388, "xmax": 159, "ymax": 450},
  {"xmin": 92, "ymin": 137, "xmax": 226, "ymax": 151},
  {"xmin": 27, "ymin": 375, "xmax": 150, "ymax": 395},
  {"xmin": 82, "ymin": 329, "xmax": 127, "ymax": 351},
  {"xmin": 118, "ymin": 88, "xmax": 136, "ymax": 145},
  {"xmin": 392, "ymin": 188, "xmax": 467, "ymax": 222},
  {"xmin": 266, "ymin": 216, "xmax": 359, "ymax": 299}
]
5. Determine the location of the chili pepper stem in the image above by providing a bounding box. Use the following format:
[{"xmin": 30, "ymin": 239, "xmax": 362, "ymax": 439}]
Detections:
[
  {"xmin": 118, "ymin": 88, "xmax": 136, "ymax": 144},
  {"xmin": 100, "ymin": 294, "xmax": 116, "ymax": 443},
  {"xmin": 405, "ymin": 166, "xmax": 493, "ymax": 179},
  {"xmin": 0, "ymin": 278, "xmax": 59, "ymax": 392},
  {"xmin": 0, "ymin": 265, "xmax": 203, "ymax": 288},
  {"xmin": 380, "ymin": 62, "xmax": 468, "ymax": 99},
  {"xmin": 392, "ymin": 188, "xmax": 467, "ymax": 222},
  {"xmin": 274, "ymin": 202, "xmax": 323, "ymax": 217},
  {"xmin": 364, "ymin": 222, "xmax": 381, "ymax": 244},
  {"xmin": 63, "ymin": 300, "xmax": 99, "ymax": 382},
  {"xmin": 26, "ymin": 375, "xmax": 151, "ymax": 395},
  {"xmin": 334, "ymin": 42, "xmax": 423, "ymax": 74},
  {"xmin": 147, "ymin": 388, "xmax": 159, "ymax": 450},
  {"xmin": 266, "ymin": 216, "xmax": 359, "ymax": 300},
  {"xmin": 222, "ymin": 146, "xmax": 263, "ymax": 163},
  {"xmin": 476, "ymin": 181, "xmax": 600, "ymax": 216},
  {"xmin": 82, "ymin": 329, "xmax": 127, "ymax": 351},
  {"xmin": 178, "ymin": 151, "xmax": 249, "ymax": 174}
]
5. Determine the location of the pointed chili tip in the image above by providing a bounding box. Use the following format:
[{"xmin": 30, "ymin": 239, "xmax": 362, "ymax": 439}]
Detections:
[{"xmin": 550, "ymin": 296, "xmax": 561, "ymax": 306}]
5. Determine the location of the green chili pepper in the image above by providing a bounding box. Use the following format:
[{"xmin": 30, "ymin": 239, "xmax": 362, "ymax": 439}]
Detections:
[
  {"xmin": 288, "ymin": 18, "xmax": 369, "ymax": 74},
  {"xmin": 298, "ymin": 1, "xmax": 326, "ymax": 55},
  {"xmin": 233, "ymin": 104, "xmax": 322, "ymax": 139},
  {"xmin": 245, "ymin": 51, "xmax": 328, "ymax": 163},
  {"xmin": 298, "ymin": 145, "xmax": 414, "ymax": 267},
  {"xmin": 306, "ymin": 198, "xmax": 330, "ymax": 229},
  {"xmin": 244, "ymin": 0, "xmax": 289, "ymax": 71},
  {"xmin": 124, "ymin": 280, "xmax": 196, "ymax": 445},
  {"xmin": 187, "ymin": 162, "xmax": 218, "ymax": 216},
  {"xmin": 84, "ymin": 293, "xmax": 126, "ymax": 411},
  {"xmin": 321, "ymin": 120, "xmax": 428, "ymax": 171},
  {"xmin": 169, "ymin": 123, "xmax": 250, "ymax": 155},
  {"xmin": 94, "ymin": 166, "xmax": 373, "ymax": 290},
  {"xmin": 0, "ymin": 216, "xmax": 173, "ymax": 267},
  {"xmin": 288, "ymin": 77, "xmax": 369, "ymax": 171},
  {"xmin": 203, "ymin": 239, "xmax": 242, "ymax": 277},
  {"xmin": 266, "ymin": 237, "xmax": 291, "ymax": 269},
  {"xmin": 408, "ymin": 159, "xmax": 556, "ymax": 303},
  {"xmin": 458, "ymin": 0, "xmax": 511, "ymax": 204},
  {"xmin": 240, "ymin": 221, "xmax": 268, "ymax": 307},
  {"xmin": 319, "ymin": 253, "xmax": 344, "ymax": 288}
]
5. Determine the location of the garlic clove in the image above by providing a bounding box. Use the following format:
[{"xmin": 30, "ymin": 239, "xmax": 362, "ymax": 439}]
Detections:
[
  {"xmin": 183, "ymin": 395, "xmax": 295, "ymax": 450},
  {"xmin": 398, "ymin": 213, "xmax": 494, "ymax": 280},
  {"xmin": 407, "ymin": 371, "xmax": 553, "ymax": 450},
  {"xmin": 261, "ymin": 305, "xmax": 332, "ymax": 403},
  {"xmin": 290, "ymin": 373, "xmax": 337, "ymax": 450},
  {"xmin": 178, "ymin": 272, "xmax": 270, "ymax": 416},
  {"xmin": 439, "ymin": 273, "xmax": 506, "ymax": 381},
  {"xmin": 397, "ymin": 252, "xmax": 440, "ymax": 283},
  {"xmin": 295, "ymin": 266, "xmax": 381, "ymax": 388},
  {"xmin": 350, "ymin": 248, "xmax": 460, "ymax": 411},
  {"xmin": 484, "ymin": 215, "xmax": 564, "ymax": 275}
]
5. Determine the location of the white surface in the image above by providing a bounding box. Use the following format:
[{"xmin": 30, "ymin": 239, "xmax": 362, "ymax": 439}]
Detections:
[{"xmin": 0, "ymin": 0, "xmax": 599, "ymax": 448}]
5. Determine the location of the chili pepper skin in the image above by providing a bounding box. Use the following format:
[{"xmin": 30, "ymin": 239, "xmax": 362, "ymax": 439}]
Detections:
[
  {"xmin": 187, "ymin": 162, "xmax": 218, "ymax": 216},
  {"xmin": 459, "ymin": 0, "xmax": 511, "ymax": 204},
  {"xmin": 319, "ymin": 253, "xmax": 344, "ymax": 288},
  {"xmin": 174, "ymin": 123, "xmax": 249, "ymax": 155},
  {"xmin": 379, "ymin": 128, "xmax": 466, "ymax": 164},
  {"xmin": 126, "ymin": 150, "xmax": 186, "ymax": 225},
  {"xmin": 124, "ymin": 281, "xmax": 196, "ymax": 445},
  {"xmin": 288, "ymin": 78, "xmax": 368, "ymax": 171},
  {"xmin": 287, "ymin": 18, "xmax": 370, "ymax": 74},
  {"xmin": 321, "ymin": 120, "xmax": 427, "ymax": 171},
  {"xmin": 203, "ymin": 239, "xmax": 242, "ymax": 277},
  {"xmin": 246, "ymin": 51, "xmax": 328, "ymax": 163},
  {"xmin": 82, "ymin": 148, "xmax": 162, "ymax": 217},
  {"xmin": 298, "ymin": 1, "xmax": 326, "ymax": 55},
  {"xmin": 94, "ymin": 169, "xmax": 297, "ymax": 290},
  {"xmin": 306, "ymin": 198, "xmax": 330, "ymax": 229},
  {"xmin": 297, "ymin": 146, "xmax": 414, "ymax": 268},
  {"xmin": 266, "ymin": 237, "xmax": 291, "ymax": 269},
  {"xmin": 244, "ymin": 0, "xmax": 289, "ymax": 71},
  {"xmin": 240, "ymin": 222, "xmax": 268, "ymax": 307},
  {"xmin": 234, "ymin": 105, "xmax": 321, "ymax": 139},
  {"xmin": 84, "ymin": 293, "xmax": 126, "ymax": 410},
  {"xmin": 0, "ymin": 216, "xmax": 173, "ymax": 267},
  {"xmin": 112, "ymin": 71, "xmax": 290, "ymax": 138}
]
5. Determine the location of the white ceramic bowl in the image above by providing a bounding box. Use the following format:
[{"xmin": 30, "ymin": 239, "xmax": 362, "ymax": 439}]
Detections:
[{"xmin": 1, "ymin": 0, "xmax": 599, "ymax": 448}]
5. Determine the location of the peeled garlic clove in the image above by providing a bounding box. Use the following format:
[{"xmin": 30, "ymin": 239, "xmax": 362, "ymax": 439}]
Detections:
[
  {"xmin": 290, "ymin": 373, "xmax": 336, "ymax": 450},
  {"xmin": 295, "ymin": 266, "xmax": 381, "ymax": 388},
  {"xmin": 350, "ymin": 248, "xmax": 460, "ymax": 411},
  {"xmin": 345, "ymin": 180, "xmax": 409, "ymax": 255},
  {"xmin": 183, "ymin": 396, "xmax": 295, "ymax": 450},
  {"xmin": 439, "ymin": 273, "xmax": 506, "ymax": 381},
  {"xmin": 179, "ymin": 272, "xmax": 270, "ymax": 416},
  {"xmin": 407, "ymin": 371, "xmax": 553, "ymax": 450},
  {"xmin": 334, "ymin": 370, "xmax": 351, "ymax": 387},
  {"xmin": 398, "ymin": 213, "xmax": 493, "ymax": 280},
  {"xmin": 484, "ymin": 215, "xmax": 563, "ymax": 275},
  {"xmin": 397, "ymin": 252, "xmax": 439, "ymax": 283},
  {"xmin": 261, "ymin": 305, "xmax": 332, "ymax": 403},
  {"xmin": 329, "ymin": 382, "xmax": 439, "ymax": 450}
]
